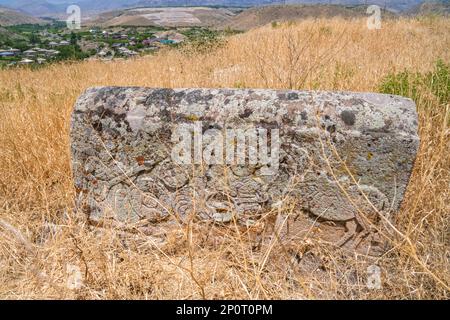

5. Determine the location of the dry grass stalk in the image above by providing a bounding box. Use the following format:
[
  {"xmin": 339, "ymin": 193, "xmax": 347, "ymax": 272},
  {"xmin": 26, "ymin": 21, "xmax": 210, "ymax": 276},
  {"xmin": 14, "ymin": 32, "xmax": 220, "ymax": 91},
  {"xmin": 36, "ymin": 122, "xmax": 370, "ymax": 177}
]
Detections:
[{"xmin": 0, "ymin": 17, "xmax": 448, "ymax": 299}]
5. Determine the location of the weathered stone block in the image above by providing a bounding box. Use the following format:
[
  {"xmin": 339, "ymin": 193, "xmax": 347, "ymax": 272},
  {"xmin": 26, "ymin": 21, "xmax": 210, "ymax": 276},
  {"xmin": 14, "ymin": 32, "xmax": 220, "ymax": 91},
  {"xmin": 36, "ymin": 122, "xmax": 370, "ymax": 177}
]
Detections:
[{"xmin": 71, "ymin": 87, "xmax": 419, "ymax": 245}]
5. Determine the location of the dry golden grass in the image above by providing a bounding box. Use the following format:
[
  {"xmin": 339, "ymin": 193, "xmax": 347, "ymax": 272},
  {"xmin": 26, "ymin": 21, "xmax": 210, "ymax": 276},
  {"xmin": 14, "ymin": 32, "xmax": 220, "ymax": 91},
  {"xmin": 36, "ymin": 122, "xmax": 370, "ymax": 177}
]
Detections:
[{"xmin": 0, "ymin": 17, "xmax": 449, "ymax": 299}]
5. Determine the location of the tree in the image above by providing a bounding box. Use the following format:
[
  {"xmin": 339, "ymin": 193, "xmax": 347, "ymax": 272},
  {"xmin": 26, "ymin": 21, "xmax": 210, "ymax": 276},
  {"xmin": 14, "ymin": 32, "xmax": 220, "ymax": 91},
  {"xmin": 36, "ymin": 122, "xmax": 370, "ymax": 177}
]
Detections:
[
  {"xmin": 70, "ymin": 32, "xmax": 77, "ymax": 46},
  {"xmin": 29, "ymin": 33, "xmax": 41, "ymax": 45}
]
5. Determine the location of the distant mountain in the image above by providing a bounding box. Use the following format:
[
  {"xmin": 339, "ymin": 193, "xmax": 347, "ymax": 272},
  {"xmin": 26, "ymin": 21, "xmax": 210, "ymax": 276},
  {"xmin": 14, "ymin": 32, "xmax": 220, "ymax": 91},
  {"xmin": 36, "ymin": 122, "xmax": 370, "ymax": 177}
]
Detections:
[
  {"xmin": 0, "ymin": 6, "xmax": 46, "ymax": 25},
  {"xmin": 410, "ymin": 0, "xmax": 449, "ymax": 15},
  {"xmin": 134, "ymin": 0, "xmax": 270, "ymax": 8},
  {"xmin": 133, "ymin": 1, "xmax": 423, "ymax": 12},
  {"xmin": 0, "ymin": 1, "xmax": 65, "ymax": 17},
  {"xmin": 71, "ymin": 0, "xmax": 139, "ymax": 13},
  {"xmin": 0, "ymin": 1, "xmax": 430, "ymax": 17}
]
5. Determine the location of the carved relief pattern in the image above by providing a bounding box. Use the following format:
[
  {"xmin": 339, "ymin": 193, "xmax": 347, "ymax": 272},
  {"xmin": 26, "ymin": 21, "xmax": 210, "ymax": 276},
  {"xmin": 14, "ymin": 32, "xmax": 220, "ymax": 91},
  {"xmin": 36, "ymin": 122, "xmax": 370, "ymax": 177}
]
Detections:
[{"xmin": 71, "ymin": 87, "xmax": 419, "ymax": 243}]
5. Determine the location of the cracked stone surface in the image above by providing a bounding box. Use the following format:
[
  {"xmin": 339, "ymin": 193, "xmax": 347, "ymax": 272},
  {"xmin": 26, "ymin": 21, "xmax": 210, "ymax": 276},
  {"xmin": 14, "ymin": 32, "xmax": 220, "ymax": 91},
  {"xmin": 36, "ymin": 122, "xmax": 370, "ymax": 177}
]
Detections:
[{"xmin": 70, "ymin": 87, "xmax": 419, "ymax": 242}]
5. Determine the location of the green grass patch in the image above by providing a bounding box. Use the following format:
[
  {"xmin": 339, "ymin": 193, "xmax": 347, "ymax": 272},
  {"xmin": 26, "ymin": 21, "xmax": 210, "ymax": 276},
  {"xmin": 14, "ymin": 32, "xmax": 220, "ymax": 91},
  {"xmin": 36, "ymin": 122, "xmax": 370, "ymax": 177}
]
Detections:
[{"xmin": 379, "ymin": 59, "xmax": 449, "ymax": 105}]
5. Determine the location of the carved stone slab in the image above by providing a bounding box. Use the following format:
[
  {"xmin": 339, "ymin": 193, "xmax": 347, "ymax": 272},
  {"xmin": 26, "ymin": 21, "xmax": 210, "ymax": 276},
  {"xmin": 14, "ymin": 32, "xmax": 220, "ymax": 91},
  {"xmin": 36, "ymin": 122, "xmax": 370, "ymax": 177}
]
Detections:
[{"xmin": 71, "ymin": 87, "xmax": 419, "ymax": 237}]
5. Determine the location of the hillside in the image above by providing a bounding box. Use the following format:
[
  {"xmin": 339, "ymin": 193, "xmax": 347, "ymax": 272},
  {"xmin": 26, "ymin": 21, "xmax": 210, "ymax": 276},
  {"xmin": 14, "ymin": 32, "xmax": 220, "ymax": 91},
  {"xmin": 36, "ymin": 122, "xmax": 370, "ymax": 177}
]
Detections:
[
  {"xmin": 221, "ymin": 4, "xmax": 396, "ymax": 30},
  {"xmin": 88, "ymin": 7, "xmax": 238, "ymax": 27},
  {"xmin": 0, "ymin": 1, "xmax": 428, "ymax": 17},
  {"xmin": 76, "ymin": 0, "xmax": 424, "ymax": 14},
  {"xmin": 0, "ymin": 26, "xmax": 27, "ymax": 46},
  {"xmin": 0, "ymin": 6, "xmax": 45, "ymax": 26},
  {"xmin": 410, "ymin": 0, "xmax": 450, "ymax": 15},
  {"xmin": 0, "ymin": 25, "xmax": 26, "ymax": 39}
]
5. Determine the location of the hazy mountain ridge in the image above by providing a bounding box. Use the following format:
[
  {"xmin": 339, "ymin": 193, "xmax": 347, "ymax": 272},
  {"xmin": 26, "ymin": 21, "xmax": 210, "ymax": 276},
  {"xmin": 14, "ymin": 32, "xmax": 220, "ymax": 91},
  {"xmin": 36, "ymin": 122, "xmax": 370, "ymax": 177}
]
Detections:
[
  {"xmin": 0, "ymin": 1, "xmax": 430, "ymax": 17},
  {"xmin": 409, "ymin": 0, "xmax": 450, "ymax": 15},
  {"xmin": 0, "ymin": 6, "xmax": 46, "ymax": 25}
]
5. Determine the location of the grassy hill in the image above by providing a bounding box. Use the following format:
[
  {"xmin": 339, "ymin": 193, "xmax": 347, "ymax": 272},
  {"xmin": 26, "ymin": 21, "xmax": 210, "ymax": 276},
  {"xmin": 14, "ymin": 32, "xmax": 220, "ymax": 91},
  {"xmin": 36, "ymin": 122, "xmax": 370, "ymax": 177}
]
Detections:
[
  {"xmin": 0, "ymin": 26, "xmax": 26, "ymax": 44},
  {"xmin": 220, "ymin": 4, "xmax": 396, "ymax": 30}
]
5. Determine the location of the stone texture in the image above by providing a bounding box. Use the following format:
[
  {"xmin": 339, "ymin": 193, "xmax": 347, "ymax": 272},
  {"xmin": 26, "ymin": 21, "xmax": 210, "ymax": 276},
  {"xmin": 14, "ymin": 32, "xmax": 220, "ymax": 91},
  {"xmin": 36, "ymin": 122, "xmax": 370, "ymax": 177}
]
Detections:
[{"xmin": 70, "ymin": 87, "xmax": 419, "ymax": 245}]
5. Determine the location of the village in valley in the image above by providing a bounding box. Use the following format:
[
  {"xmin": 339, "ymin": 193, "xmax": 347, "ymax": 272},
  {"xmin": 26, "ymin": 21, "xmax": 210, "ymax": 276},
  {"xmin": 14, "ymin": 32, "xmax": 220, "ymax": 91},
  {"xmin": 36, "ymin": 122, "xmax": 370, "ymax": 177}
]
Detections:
[{"xmin": 0, "ymin": 22, "xmax": 222, "ymax": 67}]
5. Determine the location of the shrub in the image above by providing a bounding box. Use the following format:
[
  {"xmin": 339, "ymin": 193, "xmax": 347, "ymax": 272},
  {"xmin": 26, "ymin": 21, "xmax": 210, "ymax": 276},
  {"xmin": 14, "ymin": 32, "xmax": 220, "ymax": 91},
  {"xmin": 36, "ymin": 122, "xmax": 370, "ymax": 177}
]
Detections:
[{"xmin": 379, "ymin": 60, "xmax": 449, "ymax": 105}]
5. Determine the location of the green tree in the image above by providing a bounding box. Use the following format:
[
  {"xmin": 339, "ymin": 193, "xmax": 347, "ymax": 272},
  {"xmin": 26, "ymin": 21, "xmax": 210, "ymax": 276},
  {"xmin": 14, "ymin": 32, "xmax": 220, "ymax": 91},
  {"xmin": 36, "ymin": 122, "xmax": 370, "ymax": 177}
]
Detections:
[
  {"xmin": 29, "ymin": 32, "xmax": 41, "ymax": 45},
  {"xmin": 70, "ymin": 32, "xmax": 77, "ymax": 46}
]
